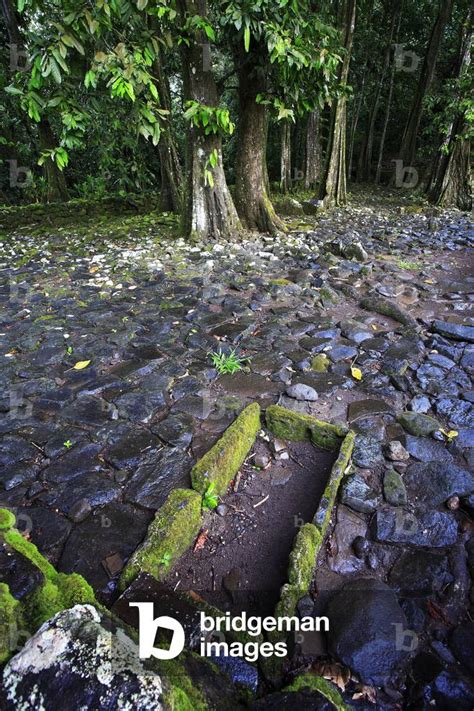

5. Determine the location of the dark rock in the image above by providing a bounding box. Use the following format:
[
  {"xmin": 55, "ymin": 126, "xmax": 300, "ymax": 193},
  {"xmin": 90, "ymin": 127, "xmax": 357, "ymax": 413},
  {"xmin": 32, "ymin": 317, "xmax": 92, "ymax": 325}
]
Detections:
[
  {"xmin": 432, "ymin": 319, "xmax": 474, "ymax": 343},
  {"xmin": 373, "ymin": 508, "xmax": 458, "ymax": 547},
  {"xmin": 404, "ymin": 461, "xmax": 474, "ymax": 505},
  {"xmin": 125, "ymin": 447, "xmax": 193, "ymax": 509},
  {"xmin": 152, "ymin": 413, "xmax": 193, "ymax": 448},
  {"xmin": 253, "ymin": 690, "xmax": 333, "ymax": 710},
  {"xmin": 327, "ymin": 345, "xmax": 358, "ymax": 363},
  {"xmin": 340, "ymin": 473, "xmax": 381, "ymax": 514},
  {"xmin": 384, "ymin": 441, "xmax": 409, "ymax": 461},
  {"xmin": 404, "ymin": 435, "xmax": 454, "ymax": 463},
  {"xmin": 18, "ymin": 507, "xmax": 71, "ymax": 566},
  {"xmin": 41, "ymin": 472, "xmax": 121, "ymax": 515},
  {"xmin": 398, "ymin": 412, "xmax": 441, "ymax": 436},
  {"xmin": 326, "ymin": 578, "xmax": 410, "ymax": 686},
  {"xmin": 105, "ymin": 426, "xmax": 161, "ymax": 469},
  {"xmin": 40, "ymin": 443, "xmax": 105, "ymax": 484},
  {"xmin": 59, "ymin": 503, "xmax": 151, "ymax": 591},
  {"xmin": 62, "ymin": 395, "xmax": 113, "ymax": 427},
  {"xmin": 383, "ymin": 469, "xmax": 407, "ymax": 506},
  {"xmin": 450, "ymin": 621, "xmax": 474, "ymax": 674},
  {"xmin": 0, "ymin": 605, "xmax": 166, "ymax": 710},
  {"xmin": 421, "ymin": 670, "xmax": 474, "ymax": 711},
  {"xmin": 435, "ymin": 398, "xmax": 474, "ymax": 427},
  {"xmin": 68, "ymin": 498, "xmax": 92, "ymax": 523},
  {"xmin": 352, "ymin": 436, "xmax": 383, "ymax": 468},
  {"xmin": 348, "ymin": 399, "xmax": 394, "ymax": 422},
  {"xmin": 389, "ymin": 550, "xmax": 451, "ymax": 597},
  {"xmin": 0, "ymin": 543, "xmax": 44, "ymax": 599}
]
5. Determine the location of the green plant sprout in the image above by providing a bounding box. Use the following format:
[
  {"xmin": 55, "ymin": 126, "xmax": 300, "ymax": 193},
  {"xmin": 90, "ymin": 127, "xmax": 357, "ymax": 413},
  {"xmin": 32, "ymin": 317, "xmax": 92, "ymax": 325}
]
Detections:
[
  {"xmin": 202, "ymin": 483, "xmax": 219, "ymax": 510},
  {"xmin": 159, "ymin": 552, "xmax": 172, "ymax": 568},
  {"xmin": 209, "ymin": 348, "xmax": 251, "ymax": 374},
  {"xmin": 63, "ymin": 440, "xmax": 73, "ymax": 449}
]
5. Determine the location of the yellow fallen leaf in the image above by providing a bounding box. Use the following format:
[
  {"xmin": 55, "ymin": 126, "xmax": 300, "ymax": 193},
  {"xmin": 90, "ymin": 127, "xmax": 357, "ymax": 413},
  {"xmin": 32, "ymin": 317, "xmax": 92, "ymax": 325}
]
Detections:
[
  {"xmin": 371, "ymin": 324, "xmax": 378, "ymax": 330},
  {"xmin": 73, "ymin": 360, "xmax": 91, "ymax": 370},
  {"xmin": 440, "ymin": 428, "xmax": 458, "ymax": 441},
  {"xmin": 424, "ymin": 278, "xmax": 435, "ymax": 284},
  {"xmin": 351, "ymin": 366, "xmax": 363, "ymax": 381}
]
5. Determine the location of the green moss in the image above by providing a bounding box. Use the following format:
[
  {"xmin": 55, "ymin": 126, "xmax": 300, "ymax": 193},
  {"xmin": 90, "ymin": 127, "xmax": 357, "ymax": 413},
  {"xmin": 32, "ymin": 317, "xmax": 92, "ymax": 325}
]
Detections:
[
  {"xmin": 313, "ymin": 431, "xmax": 355, "ymax": 535},
  {"xmin": 319, "ymin": 286, "xmax": 340, "ymax": 307},
  {"xmin": 121, "ymin": 488, "xmax": 202, "ymax": 589},
  {"xmin": 265, "ymin": 405, "xmax": 346, "ymax": 450},
  {"xmin": 288, "ymin": 524, "xmax": 322, "ymax": 591},
  {"xmin": 398, "ymin": 412, "xmax": 440, "ymax": 436},
  {"xmin": 310, "ymin": 354, "xmax": 329, "ymax": 372},
  {"xmin": 56, "ymin": 573, "xmax": 96, "ymax": 609},
  {"xmin": 0, "ymin": 583, "xmax": 26, "ymax": 664},
  {"xmin": 191, "ymin": 403, "xmax": 261, "ymax": 495},
  {"xmin": 4, "ymin": 528, "xmax": 57, "ymax": 581},
  {"xmin": 285, "ymin": 674, "xmax": 347, "ymax": 710},
  {"xmin": 270, "ymin": 278, "xmax": 292, "ymax": 286},
  {"xmin": 0, "ymin": 508, "xmax": 16, "ymax": 531},
  {"xmin": 25, "ymin": 580, "xmax": 64, "ymax": 629}
]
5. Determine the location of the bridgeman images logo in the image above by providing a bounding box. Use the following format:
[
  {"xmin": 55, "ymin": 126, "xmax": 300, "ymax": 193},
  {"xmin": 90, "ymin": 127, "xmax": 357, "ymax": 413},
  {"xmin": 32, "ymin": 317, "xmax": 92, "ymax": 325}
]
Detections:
[{"xmin": 130, "ymin": 603, "xmax": 330, "ymax": 663}]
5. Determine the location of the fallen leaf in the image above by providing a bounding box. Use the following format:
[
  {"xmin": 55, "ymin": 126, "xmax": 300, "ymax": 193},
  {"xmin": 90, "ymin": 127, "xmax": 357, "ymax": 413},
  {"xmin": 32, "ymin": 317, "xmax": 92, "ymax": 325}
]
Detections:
[
  {"xmin": 73, "ymin": 360, "xmax": 91, "ymax": 370},
  {"xmin": 351, "ymin": 366, "xmax": 363, "ymax": 381},
  {"xmin": 193, "ymin": 528, "xmax": 209, "ymax": 552},
  {"xmin": 353, "ymin": 685, "xmax": 377, "ymax": 703},
  {"xmin": 310, "ymin": 661, "xmax": 351, "ymax": 692}
]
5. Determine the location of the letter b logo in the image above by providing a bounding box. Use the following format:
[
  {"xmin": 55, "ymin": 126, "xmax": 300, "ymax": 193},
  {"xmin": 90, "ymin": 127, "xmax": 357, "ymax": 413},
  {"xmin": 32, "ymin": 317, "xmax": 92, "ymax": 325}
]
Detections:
[{"xmin": 129, "ymin": 603, "xmax": 185, "ymax": 660}]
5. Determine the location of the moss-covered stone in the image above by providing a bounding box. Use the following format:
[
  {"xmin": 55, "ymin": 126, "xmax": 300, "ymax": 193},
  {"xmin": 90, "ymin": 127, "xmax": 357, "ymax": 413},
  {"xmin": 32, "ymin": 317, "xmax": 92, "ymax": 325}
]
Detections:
[
  {"xmin": 319, "ymin": 286, "xmax": 340, "ymax": 307},
  {"xmin": 0, "ymin": 583, "xmax": 26, "ymax": 664},
  {"xmin": 285, "ymin": 674, "xmax": 347, "ymax": 710},
  {"xmin": 265, "ymin": 405, "xmax": 347, "ymax": 450},
  {"xmin": 1, "ymin": 514, "xmax": 98, "ymax": 646},
  {"xmin": 398, "ymin": 411, "xmax": 441, "ymax": 436},
  {"xmin": 121, "ymin": 488, "xmax": 202, "ymax": 589},
  {"xmin": 310, "ymin": 354, "xmax": 329, "ymax": 372},
  {"xmin": 313, "ymin": 431, "xmax": 356, "ymax": 536},
  {"xmin": 191, "ymin": 403, "xmax": 261, "ymax": 495},
  {"xmin": 288, "ymin": 524, "xmax": 322, "ymax": 591},
  {"xmin": 0, "ymin": 508, "xmax": 16, "ymax": 531}
]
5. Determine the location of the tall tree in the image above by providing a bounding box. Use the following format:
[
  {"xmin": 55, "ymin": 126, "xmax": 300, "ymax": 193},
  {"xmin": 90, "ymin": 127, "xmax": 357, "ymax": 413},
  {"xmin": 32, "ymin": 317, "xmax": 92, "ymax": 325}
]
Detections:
[
  {"xmin": 397, "ymin": 0, "xmax": 454, "ymax": 171},
  {"xmin": 178, "ymin": 0, "xmax": 241, "ymax": 240},
  {"xmin": 318, "ymin": 0, "xmax": 356, "ymax": 208},
  {"xmin": 427, "ymin": 10, "xmax": 472, "ymax": 210},
  {"xmin": 280, "ymin": 120, "xmax": 292, "ymax": 193},
  {"xmin": 304, "ymin": 109, "xmax": 322, "ymax": 189}
]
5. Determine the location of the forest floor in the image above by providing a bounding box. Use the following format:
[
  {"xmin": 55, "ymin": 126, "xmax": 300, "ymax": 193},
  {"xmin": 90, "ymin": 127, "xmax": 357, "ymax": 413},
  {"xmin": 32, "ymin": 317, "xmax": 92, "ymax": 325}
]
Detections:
[{"xmin": 1, "ymin": 186, "xmax": 473, "ymax": 708}]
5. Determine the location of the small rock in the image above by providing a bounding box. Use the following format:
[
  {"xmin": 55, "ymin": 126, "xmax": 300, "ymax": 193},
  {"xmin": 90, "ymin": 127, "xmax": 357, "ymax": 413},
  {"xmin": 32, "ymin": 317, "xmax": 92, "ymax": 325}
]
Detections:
[
  {"xmin": 286, "ymin": 383, "xmax": 318, "ymax": 402},
  {"xmin": 254, "ymin": 453, "xmax": 270, "ymax": 468},
  {"xmin": 352, "ymin": 535, "xmax": 370, "ymax": 559},
  {"xmin": 216, "ymin": 504, "xmax": 228, "ymax": 517},
  {"xmin": 410, "ymin": 395, "xmax": 431, "ymax": 414},
  {"xmin": 385, "ymin": 440, "xmax": 410, "ymax": 461},
  {"xmin": 68, "ymin": 498, "xmax": 92, "ymax": 523},
  {"xmin": 447, "ymin": 495, "xmax": 460, "ymax": 511},
  {"xmin": 383, "ymin": 469, "xmax": 407, "ymax": 506},
  {"xmin": 398, "ymin": 412, "xmax": 441, "ymax": 436}
]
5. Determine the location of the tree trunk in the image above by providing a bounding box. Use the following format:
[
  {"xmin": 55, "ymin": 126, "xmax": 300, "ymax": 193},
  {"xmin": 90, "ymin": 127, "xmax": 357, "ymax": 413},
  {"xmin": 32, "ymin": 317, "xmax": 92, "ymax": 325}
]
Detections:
[
  {"xmin": 234, "ymin": 59, "xmax": 286, "ymax": 233},
  {"xmin": 38, "ymin": 119, "xmax": 69, "ymax": 203},
  {"xmin": 305, "ymin": 110, "xmax": 322, "ymax": 189},
  {"xmin": 427, "ymin": 14, "xmax": 472, "ymax": 211},
  {"xmin": 318, "ymin": 0, "xmax": 356, "ymax": 208},
  {"xmin": 280, "ymin": 121, "xmax": 292, "ymax": 193},
  {"xmin": 375, "ymin": 4, "xmax": 403, "ymax": 184},
  {"xmin": 178, "ymin": 0, "xmax": 241, "ymax": 240},
  {"xmin": 152, "ymin": 46, "xmax": 183, "ymax": 213},
  {"xmin": 397, "ymin": 0, "xmax": 454, "ymax": 170},
  {"xmin": 357, "ymin": 0, "xmax": 401, "ymax": 182}
]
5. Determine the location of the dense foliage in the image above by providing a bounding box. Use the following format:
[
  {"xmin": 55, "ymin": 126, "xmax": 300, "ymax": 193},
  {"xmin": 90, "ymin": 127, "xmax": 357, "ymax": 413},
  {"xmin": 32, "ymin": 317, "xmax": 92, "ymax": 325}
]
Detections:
[{"xmin": 0, "ymin": 0, "xmax": 472, "ymax": 230}]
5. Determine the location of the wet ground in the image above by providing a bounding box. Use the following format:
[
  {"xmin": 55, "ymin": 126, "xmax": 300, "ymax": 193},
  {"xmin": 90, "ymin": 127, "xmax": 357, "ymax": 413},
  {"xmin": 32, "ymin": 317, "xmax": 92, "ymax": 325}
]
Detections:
[{"xmin": 1, "ymin": 186, "xmax": 473, "ymax": 707}]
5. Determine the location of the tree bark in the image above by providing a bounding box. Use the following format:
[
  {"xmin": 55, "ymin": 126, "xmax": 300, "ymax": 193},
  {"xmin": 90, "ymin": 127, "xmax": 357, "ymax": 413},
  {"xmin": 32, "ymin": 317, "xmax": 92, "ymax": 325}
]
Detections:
[
  {"xmin": 280, "ymin": 120, "xmax": 292, "ymax": 193},
  {"xmin": 318, "ymin": 0, "xmax": 356, "ymax": 208},
  {"xmin": 178, "ymin": 0, "xmax": 241, "ymax": 240},
  {"xmin": 234, "ymin": 58, "xmax": 286, "ymax": 233},
  {"xmin": 397, "ymin": 0, "xmax": 454, "ymax": 170},
  {"xmin": 427, "ymin": 13, "xmax": 472, "ymax": 211},
  {"xmin": 152, "ymin": 45, "xmax": 183, "ymax": 213},
  {"xmin": 38, "ymin": 120, "xmax": 69, "ymax": 202},
  {"xmin": 304, "ymin": 110, "xmax": 322, "ymax": 189}
]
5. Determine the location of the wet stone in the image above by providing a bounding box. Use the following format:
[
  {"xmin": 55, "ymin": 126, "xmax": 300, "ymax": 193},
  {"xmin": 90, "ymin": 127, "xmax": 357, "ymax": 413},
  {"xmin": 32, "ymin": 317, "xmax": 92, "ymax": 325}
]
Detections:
[
  {"xmin": 373, "ymin": 508, "xmax": 458, "ymax": 547},
  {"xmin": 286, "ymin": 383, "xmax": 318, "ymax": 401},
  {"xmin": 404, "ymin": 435, "xmax": 454, "ymax": 463},
  {"xmin": 62, "ymin": 395, "xmax": 114, "ymax": 427},
  {"xmin": 40, "ymin": 443, "xmax": 104, "ymax": 484},
  {"xmin": 383, "ymin": 469, "xmax": 407, "ymax": 506},
  {"xmin": 340, "ymin": 473, "xmax": 381, "ymax": 514},
  {"xmin": 435, "ymin": 397, "xmax": 474, "ymax": 427},
  {"xmin": 124, "ymin": 447, "xmax": 193, "ymax": 509},
  {"xmin": 41, "ymin": 472, "xmax": 121, "ymax": 515},
  {"xmin": 328, "ymin": 505, "xmax": 367, "ymax": 575},
  {"xmin": 152, "ymin": 413, "xmax": 193, "ymax": 448},
  {"xmin": 0, "ymin": 543, "xmax": 44, "ymax": 600},
  {"xmin": 58, "ymin": 503, "xmax": 152, "ymax": 591},
  {"xmin": 348, "ymin": 398, "xmax": 394, "ymax": 422},
  {"xmin": 389, "ymin": 550, "xmax": 452, "ymax": 598},
  {"xmin": 410, "ymin": 395, "xmax": 431, "ymax": 414},
  {"xmin": 431, "ymin": 319, "xmax": 474, "ymax": 343},
  {"xmin": 352, "ymin": 435, "xmax": 383, "ymax": 468},
  {"xmin": 105, "ymin": 426, "xmax": 161, "ymax": 469},
  {"xmin": 114, "ymin": 390, "xmax": 166, "ymax": 423},
  {"xmin": 327, "ymin": 344, "xmax": 358, "ymax": 363},
  {"xmin": 404, "ymin": 460, "xmax": 474, "ymax": 506},
  {"xmin": 18, "ymin": 507, "xmax": 72, "ymax": 565}
]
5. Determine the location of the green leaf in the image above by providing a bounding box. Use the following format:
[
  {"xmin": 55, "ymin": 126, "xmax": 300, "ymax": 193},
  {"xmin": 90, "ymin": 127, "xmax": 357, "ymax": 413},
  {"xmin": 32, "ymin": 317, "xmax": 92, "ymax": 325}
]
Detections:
[{"xmin": 244, "ymin": 26, "xmax": 250, "ymax": 53}]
